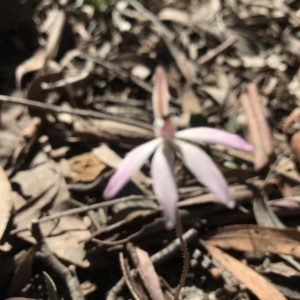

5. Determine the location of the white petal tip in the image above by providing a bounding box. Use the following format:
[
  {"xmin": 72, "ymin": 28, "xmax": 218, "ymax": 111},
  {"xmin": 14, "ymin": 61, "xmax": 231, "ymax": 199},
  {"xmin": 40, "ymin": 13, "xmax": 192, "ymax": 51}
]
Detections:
[
  {"xmin": 165, "ymin": 220, "xmax": 175, "ymax": 230},
  {"xmin": 227, "ymin": 200, "xmax": 235, "ymax": 209}
]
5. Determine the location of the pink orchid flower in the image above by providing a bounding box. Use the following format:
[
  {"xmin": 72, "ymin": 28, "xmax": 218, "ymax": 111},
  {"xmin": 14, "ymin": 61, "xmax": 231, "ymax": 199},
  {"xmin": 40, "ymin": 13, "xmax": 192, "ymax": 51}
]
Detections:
[{"xmin": 104, "ymin": 66, "xmax": 253, "ymax": 229}]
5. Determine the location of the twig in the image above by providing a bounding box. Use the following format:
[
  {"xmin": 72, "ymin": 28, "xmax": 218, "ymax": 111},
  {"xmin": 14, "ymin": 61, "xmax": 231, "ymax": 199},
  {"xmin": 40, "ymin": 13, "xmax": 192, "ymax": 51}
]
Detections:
[
  {"xmin": 128, "ymin": 0, "xmax": 174, "ymax": 40},
  {"xmin": 71, "ymin": 199, "xmax": 102, "ymax": 230},
  {"xmin": 91, "ymin": 227, "xmax": 146, "ymax": 246},
  {"xmin": 11, "ymin": 186, "xmax": 253, "ymax": 237},
  {"xmin": 162, "ymin": 37, "xmax": 194, "ymax": 85},
  {"xmin": 0, "ymin": 94, "xmax": 153, "ymax": 131},
  {"xmin": 197, "ymin": 35, "xmax": 238, "ymax": 65},
  {"xmin": 80, "ymin": 53, "xmax": 153, "ymax": 93},
  {"xmin": 127, "ymin": 0, "xmax": 194, "ymax": 85},
  {"xmin": 174, "ymin": 209, "xmax": 189, "ymax": 300},
  {"xmin": 151, "ymin": 228, "xmax": 197, "ymax": 266},
  {"xmin": 10, "ymin": 195, "xmax": 151, "ymax": 235},
  {"xmin": 119, "ymin": 253, "xmax": 141, "ymax": 300},
  {"xmin": 31, "ymin": 220, "xmax": 84, "ymax": 300},
  {"xmin": 106, "ymin": 227, "xmax": 197, "ymax": 299}
]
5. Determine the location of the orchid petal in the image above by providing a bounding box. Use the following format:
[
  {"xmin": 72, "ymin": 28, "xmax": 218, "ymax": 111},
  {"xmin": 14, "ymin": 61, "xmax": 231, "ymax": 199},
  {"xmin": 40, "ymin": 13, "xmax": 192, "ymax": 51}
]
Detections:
[
  {"xmin": 151, "ymin": 143, "xmax": 178, "ymax": 229},
  {"xmin": 103, "ymin": 138, "xmax": 162, "ymax": 199},
  {"xmin": 152, "ymin": 66, "xmax": 169, "ymax": 119},
  {"xmin": 175, "ymin": 140, "xmax": 234, "ymax": 208},
  {"xmin": 175, "ymin": 127, "xmax": 253, "ymax": 151}
]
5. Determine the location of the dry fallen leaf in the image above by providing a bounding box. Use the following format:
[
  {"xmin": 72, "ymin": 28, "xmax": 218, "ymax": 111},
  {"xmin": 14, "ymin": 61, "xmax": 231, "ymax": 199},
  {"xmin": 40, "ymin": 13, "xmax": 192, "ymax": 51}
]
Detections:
[
  {"xmin": 203, "ymin": 224, "xmax": 300, "ymax": 259},
  {"xmin": 12, "ymin": 153, "xmax": 90, "ymax": 267},
  {"xmin": 67, "ymin": 152, "xmax": 106, "ymax": 183},
  {"xmin": 202, "ymin": 242, "xmax": 287, "ymax": 300},
  {"xmin": 267, "ymin": 261, "xmax": 300, "ymax": 278},
  {"xmin": 135, "ymin": 247, "xmax": 164, "ymax": 300}
]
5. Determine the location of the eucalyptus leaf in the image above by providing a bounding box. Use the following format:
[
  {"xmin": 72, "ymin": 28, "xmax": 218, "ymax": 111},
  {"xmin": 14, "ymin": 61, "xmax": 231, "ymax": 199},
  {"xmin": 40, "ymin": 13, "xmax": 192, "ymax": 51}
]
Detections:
[{"xmin": 43, "ymin": 272, "xmax": 58, "ymax": 300}]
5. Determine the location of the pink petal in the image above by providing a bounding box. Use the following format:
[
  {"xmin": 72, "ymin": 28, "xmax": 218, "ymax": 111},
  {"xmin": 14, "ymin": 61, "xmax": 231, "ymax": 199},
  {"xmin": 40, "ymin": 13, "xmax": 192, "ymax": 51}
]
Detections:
[
  {"xmin": 175, "ymin": 140, "xmax": 235, "ymax": 208},
  {"xmin": 151, "ymin": 144, "xmax": 178, "ymax": 229},
  {"xmin": 103, "ymin": 138, "xmax": 162, "ymax": 199},
  {"xmin": 175, "ymin": 127, "xmax": 253, "ymax": 151},
  {"xmin": 152, "ymin": 66, "xmax": 169, "ymax": 119}
]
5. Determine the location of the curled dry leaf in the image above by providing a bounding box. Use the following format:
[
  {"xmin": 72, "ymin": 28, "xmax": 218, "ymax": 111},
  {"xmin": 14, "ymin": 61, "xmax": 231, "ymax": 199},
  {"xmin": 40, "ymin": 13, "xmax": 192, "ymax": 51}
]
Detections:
[
  {"xmin": 15, "ymin": 48, "xmax": 47, "ymax": 89},
  {"xmin": 15, "ymin": 10, "xmax": 66, "ymax": 88},
  {"xmin": 0, "ymin": 165, "xmax": 13, "ymax": 241},
  {"xmin": 202, "ymin": 242, "xmax": 287, "ymax": 300}
]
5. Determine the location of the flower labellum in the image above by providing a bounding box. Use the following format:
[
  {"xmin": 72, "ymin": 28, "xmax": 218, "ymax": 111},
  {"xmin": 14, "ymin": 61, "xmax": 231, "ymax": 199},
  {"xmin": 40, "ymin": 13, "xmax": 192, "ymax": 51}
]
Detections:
[{"xmin": 103, "ymin": 66, "xmax": 253, "ymax": 229}]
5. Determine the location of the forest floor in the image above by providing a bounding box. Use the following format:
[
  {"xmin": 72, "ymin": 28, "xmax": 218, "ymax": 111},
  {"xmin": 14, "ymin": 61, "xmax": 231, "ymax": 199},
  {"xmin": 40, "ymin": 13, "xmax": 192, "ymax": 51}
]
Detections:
[{"xmin": 1, "ymin": 0, "xmax": 300, "ymax": 299}]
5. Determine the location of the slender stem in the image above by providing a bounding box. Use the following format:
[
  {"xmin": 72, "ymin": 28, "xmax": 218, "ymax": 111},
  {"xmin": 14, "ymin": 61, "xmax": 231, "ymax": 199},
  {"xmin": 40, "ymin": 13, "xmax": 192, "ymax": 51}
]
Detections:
[{"xmin": 174, "ymin": 209, "xmax": 189, "ymax": 300}]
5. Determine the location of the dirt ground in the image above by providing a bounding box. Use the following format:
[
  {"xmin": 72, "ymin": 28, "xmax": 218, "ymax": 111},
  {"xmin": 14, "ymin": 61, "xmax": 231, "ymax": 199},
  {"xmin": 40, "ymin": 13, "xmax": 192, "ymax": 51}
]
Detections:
[{"xmin": 1, "ymin": 0, "xmax": 300, "ymax": 299}]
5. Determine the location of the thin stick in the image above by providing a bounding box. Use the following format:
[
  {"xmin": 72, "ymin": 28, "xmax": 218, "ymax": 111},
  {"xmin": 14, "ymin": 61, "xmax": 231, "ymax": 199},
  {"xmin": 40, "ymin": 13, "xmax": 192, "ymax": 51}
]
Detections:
[
  {"xmin": 151, "ymin": 228, "xmax": 197, "ymax": 266},
  {"xmin": 10, "ymin": 195, "xmax": 152, "ymax": 235},
  {"xmin": 119, "ymin": 253, "xmax": 141, "ymax": 300},
  {"xmin": 0, "ymin": 94, "xmax": 152, "ymax": 131},
  {"xmin": 174, "ymin": 209, "xmax": 189, "ymax": 300},
  {"xmin": 197, "ymin": 35, "xmax": 238, "ymax": 65}
]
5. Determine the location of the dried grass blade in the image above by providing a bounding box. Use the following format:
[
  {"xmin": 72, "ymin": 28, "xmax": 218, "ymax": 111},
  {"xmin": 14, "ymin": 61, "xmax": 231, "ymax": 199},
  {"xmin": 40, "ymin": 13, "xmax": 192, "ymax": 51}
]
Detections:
[
  {"xmin": 247, "ymin": 83, "xmax": 273, "ymax": 156},
  {"xmin": 240, "ymin": 93, "xmax": 267, "ymax": 170}
]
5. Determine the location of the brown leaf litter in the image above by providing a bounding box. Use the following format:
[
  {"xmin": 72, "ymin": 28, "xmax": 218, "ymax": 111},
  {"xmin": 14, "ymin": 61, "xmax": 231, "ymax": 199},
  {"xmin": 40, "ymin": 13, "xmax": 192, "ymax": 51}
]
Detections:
[{"xmin": 1, "ymin": 0, "xmax": 300, "ymax": 299}]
